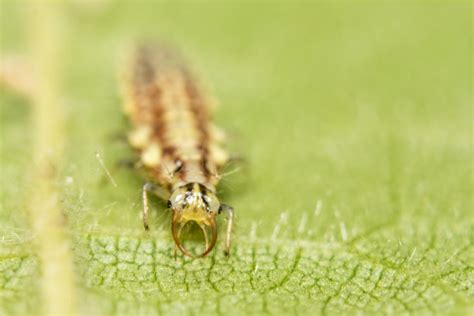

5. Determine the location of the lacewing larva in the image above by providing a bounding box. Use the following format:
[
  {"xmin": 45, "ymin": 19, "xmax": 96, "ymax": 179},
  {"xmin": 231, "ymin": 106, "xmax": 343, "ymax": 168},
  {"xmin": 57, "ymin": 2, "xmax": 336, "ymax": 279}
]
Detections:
[{"xmin": 121, "ymin": 43, "xmax": 234, "ymax": 258}]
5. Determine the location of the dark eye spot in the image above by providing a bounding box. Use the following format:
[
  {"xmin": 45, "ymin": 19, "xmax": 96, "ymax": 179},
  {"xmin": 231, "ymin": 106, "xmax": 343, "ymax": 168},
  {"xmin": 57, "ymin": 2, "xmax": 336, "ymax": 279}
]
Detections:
[
  {"xmin": 202, "ymin": 195, "xmax": 210, "ymax": 211},
  {"xmin": 167, "ymin": 200, "xmax": 172, "ymax": 208},
  {"xmin": 218, "ymin": 205, "xmax": 222, "ymax": 214}
]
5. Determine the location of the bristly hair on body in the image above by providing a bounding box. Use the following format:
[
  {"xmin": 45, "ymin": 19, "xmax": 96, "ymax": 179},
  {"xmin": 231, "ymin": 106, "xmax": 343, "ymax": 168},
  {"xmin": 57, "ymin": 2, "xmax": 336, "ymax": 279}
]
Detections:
[{"xmin": 121, "ymin": 42, "xmax": 234, "ymax": 258}]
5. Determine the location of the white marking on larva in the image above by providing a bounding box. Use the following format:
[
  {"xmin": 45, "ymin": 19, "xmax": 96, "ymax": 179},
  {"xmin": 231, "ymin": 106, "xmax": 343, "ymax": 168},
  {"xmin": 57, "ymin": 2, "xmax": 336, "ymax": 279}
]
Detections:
[
  {"xmin": 249, "ymin": 221, "xmax": 258, "ymax": 241},
  {"xmin": 65, "ymin": 176, "xmax": 74, "ymax": 185},
  {"xmin": 128, "ymin": 125, "xmax": 152, "ymax": 149},
  {"xmin": 141, "ymin": 142, "xmax": 161, "ymax": 167},
  {"xmin": 95, "ymin": 151, "xmax": 117, "ymax": 187},
  {"xmin": 210, "ymin": 124, "xmax": 226, "ymax": 142},
  {"xmin": 210, "ymin": 143, "xmax": 229, "ymax": 166},
  {"xmin": 297, "ymin": 212, "xmax": 308, "ymax": 235},
  {"xmin": 314, "ymin": 199, "xmax": 323, "ymax": 217},
  {"xmin": 339, "ymin": 222, "xmax": 348, "ymax": 241},
  {"xmin": 272, "ymin": 212, "xmax": 288, "ymax": 241}
]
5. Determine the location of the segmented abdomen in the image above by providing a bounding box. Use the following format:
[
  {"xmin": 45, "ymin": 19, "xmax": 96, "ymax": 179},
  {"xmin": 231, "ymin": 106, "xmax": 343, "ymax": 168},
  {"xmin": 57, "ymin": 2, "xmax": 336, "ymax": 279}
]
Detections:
[{"xmin": 122, "ymin": 44, "xmax": 227, "ymax": 192}]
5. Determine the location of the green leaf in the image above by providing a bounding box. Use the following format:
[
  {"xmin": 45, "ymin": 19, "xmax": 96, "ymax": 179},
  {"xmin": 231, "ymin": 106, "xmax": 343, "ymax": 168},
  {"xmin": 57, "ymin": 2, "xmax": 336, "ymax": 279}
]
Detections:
[{"xmin": 1, "ymin": 1, "xmax": 472, "ymax": 315}]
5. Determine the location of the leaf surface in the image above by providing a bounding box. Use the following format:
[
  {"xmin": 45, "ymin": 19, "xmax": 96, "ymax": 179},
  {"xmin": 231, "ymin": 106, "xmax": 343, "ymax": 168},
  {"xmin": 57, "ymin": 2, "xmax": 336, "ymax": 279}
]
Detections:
[{"xmin": 0, "ymin": 1, "xmax": 472, "ymax": 315}]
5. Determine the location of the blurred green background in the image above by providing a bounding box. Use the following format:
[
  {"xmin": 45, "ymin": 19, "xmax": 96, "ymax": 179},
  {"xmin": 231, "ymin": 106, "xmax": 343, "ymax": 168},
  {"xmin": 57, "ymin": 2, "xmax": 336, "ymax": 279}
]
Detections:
[{"xmin": 1, "ymin": 1, "xmax": 472, "ymax": 315}]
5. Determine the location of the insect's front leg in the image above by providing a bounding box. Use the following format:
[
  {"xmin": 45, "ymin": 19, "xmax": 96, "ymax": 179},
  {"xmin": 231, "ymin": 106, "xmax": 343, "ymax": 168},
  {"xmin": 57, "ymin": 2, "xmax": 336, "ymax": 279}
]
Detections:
[
  {"xmin": 142, "ymin": 182, "xmax": 170, "ymax": 230},
  {"xmin": 219, "ymin": 203, "xmax": 235, "ymax": 256}
]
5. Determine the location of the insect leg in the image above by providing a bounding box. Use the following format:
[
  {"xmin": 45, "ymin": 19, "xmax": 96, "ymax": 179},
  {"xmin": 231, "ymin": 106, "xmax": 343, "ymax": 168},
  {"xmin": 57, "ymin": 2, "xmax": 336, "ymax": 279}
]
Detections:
[
  {"xmin": 219, "ymin": 203, "xmax": 234, "ymax": 256},
  {"xmin": 142, "ymin": 182, "xmax": 170, "ymax": 230}
]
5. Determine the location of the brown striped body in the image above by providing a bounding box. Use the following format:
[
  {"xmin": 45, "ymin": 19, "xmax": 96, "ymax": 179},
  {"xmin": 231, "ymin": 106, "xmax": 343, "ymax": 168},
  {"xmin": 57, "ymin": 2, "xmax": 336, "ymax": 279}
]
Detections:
[
  {"xmin": 122, "ymin": 43, "xmax": 233, "ymax": 258},
  {"xmin": 123, "ymin": 44, "xmax": 227, "ymax": 192}
]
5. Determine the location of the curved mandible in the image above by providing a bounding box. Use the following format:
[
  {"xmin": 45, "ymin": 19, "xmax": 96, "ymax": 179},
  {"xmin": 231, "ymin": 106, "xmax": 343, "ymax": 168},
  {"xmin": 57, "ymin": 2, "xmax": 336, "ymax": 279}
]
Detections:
[
  {"xmin": 171, "ymin": 220, "xmax": 194, "ymax": 258},
  {"xmin": 171, "ymin": 214, "xmax": 218, "ymax": 258},
  {"xmin": 200, "ymin": 218, "xmax": 218, "ymax": 257}
]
